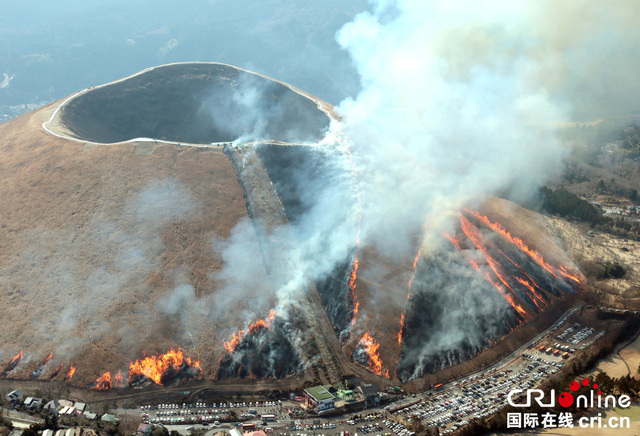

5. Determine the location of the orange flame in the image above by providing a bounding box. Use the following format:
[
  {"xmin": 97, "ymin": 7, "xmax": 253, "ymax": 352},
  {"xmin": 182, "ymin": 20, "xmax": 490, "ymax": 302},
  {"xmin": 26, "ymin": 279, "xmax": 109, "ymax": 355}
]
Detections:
[
  {"xmin": 248, "ymin": 309, "xmax": 277, "ymax": 334},
  {"xmin": 48, "ymin": 363, "xmax": 64, "ymax": 380},
  {"xmin": 128, "ymin": 347, "xmax": 200, "ymax": 386},
  {"xmin": 223, "ymin": 331, "xmax": 243, "ymax": 354},
  {"xmin": 64, "ymin": 365, "xmax": 75, "ymax": 381},
  {"xmin": 114, "ymin": 370, "xmax": 125, "ymax": 388},
  {"xmin": 399, "ymin": 245, "xmax": 424, "ymax": 346},
  {"xmin": 7, "ymin": 351, "xmax": 23, "ymax": 367},
  {"xmin": 355, "ymin": 331, "xmax": 384, "ymax": 376},
  {"xmin": 41, "ymin": 352, "xmax": 53, "ymax": 366},
  {"xmin": 349, "ymin": 255, "xmax": 360, "ymax": 329},
  {"xmin": 91, "ymin": 372, "xmax": 112, "ymax": 390},
  {"xmin": 469, "ymin": 210, "xmax": 584, "ymax": 286},
  {"xmin": 455, "ymin": 216, "xmax": 530, "ymax": 319},
  {"xmin": 223, "ymin": 310, "xmax": 278, "ymax": 354},
  {"xmin": 498, "ymin": 248, "xmax": 548, "ymax": 309},
  {"xmin": 1, "ymin": 350, "xmax": 23, "ymax": 376}
]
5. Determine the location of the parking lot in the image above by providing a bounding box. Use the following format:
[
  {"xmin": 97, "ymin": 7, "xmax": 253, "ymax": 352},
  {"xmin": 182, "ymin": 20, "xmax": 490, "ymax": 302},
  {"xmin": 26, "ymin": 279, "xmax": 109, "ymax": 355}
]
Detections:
[
  {"xmin": 142, "ymin": 400, "xmax": 286, "ymax": 427},
  {"xmin": 386, "ymin": 319, "xmax": 606, "ymax": 434}
]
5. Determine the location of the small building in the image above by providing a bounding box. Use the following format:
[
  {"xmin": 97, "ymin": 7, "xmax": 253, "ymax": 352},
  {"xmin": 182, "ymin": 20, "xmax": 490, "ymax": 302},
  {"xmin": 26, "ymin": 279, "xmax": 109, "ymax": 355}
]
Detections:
[
  {"xmin": 358, "ymin": 384, "xmax": 379, "ymax": 404},
  {"xmin": 229, "ymin": 429, "xmax": 243, "ymax": 436},
  {"xmin": 83, "ymin": 412, "xmax": 98, "ymax": 420},
  {"xmin": 58, "ymin": 400, "xmax": 73, "ymax": 408},
  {"xmin": 5, "ymin": 390, "xmax": 23, "ymax": 404},
  {"xmin": 43, "ymin": 400, "xmax": 61, "ymax": 415},
  {"xmin": 101, "ymin": 414, "xmax": 119, "ymax": 423},
  {"xmin": 42, "ymin": 430, "xmax": 54, "ymax": 436},
  {"xmin": 303, "ymin": 386, "xmax": 335, "ymax": 412},
  {"xmin": 54, "ymin": 430, "xmax": 65, "ymax": 436},
  {"xmin": 73, "ymin": 402, "xmax": 86, "ymax": 413},
  {"xmin": 344, "ymin": 376, "xmax": 362, "ymax": 389},
  {"xmin": 337, "ymin": 389, "xmax": 355, "ymax": 402},
  {"xmin": 137, "ymin": 423, "xmax": 151, "ymax": 436},
  {"xmin": 24, "ymin": 397, "xmax": 43, "ymax": 411}
]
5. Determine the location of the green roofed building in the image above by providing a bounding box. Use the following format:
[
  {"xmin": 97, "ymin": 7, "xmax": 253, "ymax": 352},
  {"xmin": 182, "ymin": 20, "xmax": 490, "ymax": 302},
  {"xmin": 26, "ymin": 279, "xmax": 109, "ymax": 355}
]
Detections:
[
  {"xmin": 303, "ymin": 386, "xmax": 335, "ymax": 411},
  {"xmin": 337, "ymin": 389, "xmax": 355, "ymax": 402}
]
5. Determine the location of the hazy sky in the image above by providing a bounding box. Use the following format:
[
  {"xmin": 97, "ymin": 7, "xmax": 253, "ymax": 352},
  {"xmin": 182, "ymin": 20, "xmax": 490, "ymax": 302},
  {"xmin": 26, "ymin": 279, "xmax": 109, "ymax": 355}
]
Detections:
[{"xmin": 0, "ymin": 0, "xmax": 368, "ymax": 109}]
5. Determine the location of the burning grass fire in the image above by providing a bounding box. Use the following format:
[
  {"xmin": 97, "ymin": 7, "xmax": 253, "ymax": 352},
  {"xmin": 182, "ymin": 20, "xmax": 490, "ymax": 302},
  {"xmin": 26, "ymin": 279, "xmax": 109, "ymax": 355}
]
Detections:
[
  {"xmin": 47, "ymin": 363, "xmax": 64, "ymax": 380},
  {"xmin": 223, "ymin": 309, "xmax": 278, "ymax": 354},
  {"xmin": 128, "ymin": 347, "xmax": 201, "ymax": 387},
  {"xmin": 1, "ymin": 351, "xmax": 23, "ymax": 378},
  {"xmin": 391, "ymin": 207, "xmax": 586, "ymax": 380},
  {"xmin": 218, "ymin": 310, "xmax": 304, "ymax": 380},
  {"xmin": 31, "ymin": 352, "xmax": 53, "ymax": 379},
  {"xmin": 0, "ymin": 347, "xmax": 200, "ymax": 389},
  {"xmin": 87, "ymin": 372, "xmax": 112, "ymax": 390},
  {"xmin": 63, "ymin": 365, "xmax": 75, "ymax": 382},
  {"xmin": 84, "ymin": 348, "xmax": 201, "ymax": 389},
  {"xmin": 352, "ymin": 331, "xmax": 386, "ymax": 377}
]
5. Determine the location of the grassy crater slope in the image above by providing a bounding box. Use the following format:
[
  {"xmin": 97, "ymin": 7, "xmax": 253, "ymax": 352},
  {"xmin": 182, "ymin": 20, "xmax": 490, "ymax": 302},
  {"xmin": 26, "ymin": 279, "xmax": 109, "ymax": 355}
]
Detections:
[{"xmin": 0, "ymin": 103, "xmax": 260, "ymax": 383}]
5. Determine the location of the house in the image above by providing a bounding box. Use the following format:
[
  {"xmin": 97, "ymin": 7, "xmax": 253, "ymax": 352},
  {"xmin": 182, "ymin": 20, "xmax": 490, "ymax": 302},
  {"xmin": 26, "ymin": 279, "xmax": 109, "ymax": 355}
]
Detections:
[
  {"xmin": 5, "ymin": 390, "xmax": 23, "ymax": 404},
  {"xmin": 43, "ymin": 400, "xmax": 61, "ymax": 415},
  {"xmin": 42, "ymin": 430, "xmax": 54, "ymax": 436},
  {"xmin": 58, "ymin": 400, "xmax": 73, "ymax": 408},
  {"xmin": 137, "ymin": 423, "xmax": 151, "ymax": 436},
  {"xmin": 336, "ymin": 389, "xmax": 355, "ymax": 402},
  {"xmin": 101, "ymin": 414, "xmax": 118, "ymax": 423},
  {"xmin": 74, "ymin": 402, "xmax": 86, "ymax": 413},
  {"xmin": 24, "ymin": 397, "xmax": 43, "ymax": 411},
  {"xmin": 358, "ymin": 384, "xmax": 380, "ymax": 404},
  {"xmin": 303, "ymin": 386, "xmax": 335, "ymax": 412},
  {"xmin": 83, "ymin": 412, "xmax": 98, "ymax": 420}
]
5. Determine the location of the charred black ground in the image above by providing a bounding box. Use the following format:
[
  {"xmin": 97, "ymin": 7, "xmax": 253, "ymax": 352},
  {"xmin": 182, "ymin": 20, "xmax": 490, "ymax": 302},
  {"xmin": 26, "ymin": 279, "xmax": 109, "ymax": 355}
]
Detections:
[
  {"xmin": 60, "ymin": 63, "xmax": 330, "ymax": 144},
  {"xmin": 217, "ymin": 318, "xmax": 303, "ymax": 379}
]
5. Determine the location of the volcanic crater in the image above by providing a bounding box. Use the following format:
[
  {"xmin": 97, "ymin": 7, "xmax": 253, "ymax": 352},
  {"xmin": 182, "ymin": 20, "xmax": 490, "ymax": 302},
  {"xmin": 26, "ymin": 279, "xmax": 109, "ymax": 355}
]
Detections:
[{"xmin": 54, "ymin": 62, "xmax": 330, "ymax": 145}]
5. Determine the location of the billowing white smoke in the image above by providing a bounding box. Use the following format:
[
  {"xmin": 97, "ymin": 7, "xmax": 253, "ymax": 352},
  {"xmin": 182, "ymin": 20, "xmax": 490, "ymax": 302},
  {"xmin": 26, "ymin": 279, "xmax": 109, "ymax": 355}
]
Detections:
[
  {"xmin": 334, "ymin": 0, "xmax": 571, "ymax": 252},
  {"xmin": 334, "ymin": 1, "xmax": 640, "ymax": 253}
]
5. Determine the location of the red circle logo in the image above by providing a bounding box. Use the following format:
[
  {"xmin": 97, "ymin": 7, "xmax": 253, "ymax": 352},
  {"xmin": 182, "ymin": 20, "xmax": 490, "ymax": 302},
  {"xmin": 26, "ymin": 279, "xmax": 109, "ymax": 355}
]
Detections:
[
  {"xmin": 582, "ymin": 378, "xmax": 590, "ymax": 386},
  {"xmin": 569, "ymin": 381, "xmax": 579, "ymax": 391},
  {"xmin": 558, "ymin": 392, "xmax": 574, "ymax": 408}
]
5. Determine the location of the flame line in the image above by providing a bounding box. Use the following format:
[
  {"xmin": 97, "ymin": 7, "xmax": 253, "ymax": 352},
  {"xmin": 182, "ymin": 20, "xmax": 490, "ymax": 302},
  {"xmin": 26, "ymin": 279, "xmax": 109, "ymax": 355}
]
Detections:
[
  {"xmin": 468, "ymin": 209, "xmax": 584, "ymax": 286},
  {"xmin": 222, "ymin": 309, "xmax": 278, "ymax": 354},
  {"xmin": 453, "ymin": 216, "xmax": 530, "ymax": 319},
  {"xmin": 353, "ymin": 331, "xmax": 386, "ymax": 377}
]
